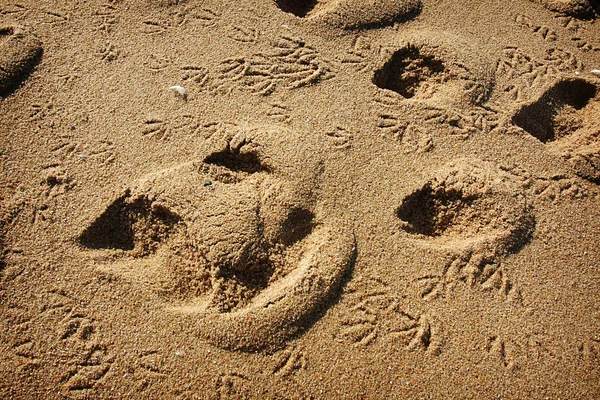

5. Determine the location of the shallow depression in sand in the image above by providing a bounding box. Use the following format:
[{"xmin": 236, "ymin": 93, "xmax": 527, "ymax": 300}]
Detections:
[
  {"xmin": 373, "ymin": 45, "xmax": 447, "ymax": 99},
  {"xmin": 512, "ymin": 79, "xmax": 597, "ymax": 143},
  {"xmin": 396, "ymin": 159, "xmax": 534, "ymax": 252}
]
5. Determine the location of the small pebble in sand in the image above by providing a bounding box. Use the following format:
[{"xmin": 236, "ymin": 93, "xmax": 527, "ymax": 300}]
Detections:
[
  {"xmin": 204, "ymin": 181, "xmax": 212, "ymax": 187},
  {"xmin": 591, "ymin": 69, "xmax": 600, "ymax": 76}
]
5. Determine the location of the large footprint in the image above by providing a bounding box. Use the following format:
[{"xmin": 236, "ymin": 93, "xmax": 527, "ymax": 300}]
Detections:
[
  {"xmin": 512, "ymin": 77, "xmax": 600, "ymax": 184},
  {"xmin": 274, "ymin": 0, "xmax": 422, "ymax": 29},
  {"xmin": 0, "ymin": 25, "xmax": 42, "ymax": 97},
  {"xmin": 373, "ymin": 29, "xmax": 496, "ymax": 109},
  {"xmin": 397, "ymin": 158, "xmax": 534, "ymax": 253},
  {"xmin": 79, "ymin": 124, "xmax": 355, "ymax": 351}
]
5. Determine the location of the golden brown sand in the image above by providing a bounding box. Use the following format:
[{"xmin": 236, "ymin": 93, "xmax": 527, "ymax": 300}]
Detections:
[{"xmin": 1, "ymin": 0, "xmax": 600, "ymax": 398}]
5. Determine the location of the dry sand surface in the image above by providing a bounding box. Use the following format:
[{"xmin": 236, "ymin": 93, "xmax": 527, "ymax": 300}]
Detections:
[{"xmin": 1, "ymin": 0, "xmax": 600, "ymax": 398}]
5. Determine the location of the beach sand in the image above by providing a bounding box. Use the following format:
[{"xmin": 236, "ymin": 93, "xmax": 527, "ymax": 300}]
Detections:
[{"xmin": 1, "ymin": 0, "xmax": 600, "ymax": 398}]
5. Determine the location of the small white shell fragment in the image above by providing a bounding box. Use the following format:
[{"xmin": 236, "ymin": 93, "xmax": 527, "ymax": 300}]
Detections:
[
  {"xmin": 575, "ymin": 70, "xmax": 581, "ymax": 75},
  {"xmin": 169, "ymin": 85, "xmax": 186, "ymax": 98},
  {"xmin": 591, "ymin": 69, "xmax": 600, "ymax": 76}
]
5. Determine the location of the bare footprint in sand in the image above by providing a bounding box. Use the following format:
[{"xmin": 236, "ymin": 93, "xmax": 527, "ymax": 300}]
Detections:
[
  {"xmin": 533, "ymin": 0, "xmax": 599, "ymax": 19},
  {"xmin": 373, "ymin": 30, "xmax": 495, "ymax": 109},
  {"xmin": 274, "ymin": 0, "xmax": 422, "ymax": 29},
  {"xmin": 79, "ymin": 124, "xmax": 355, "ymax": 351},
  {"xmin": 512, "ymin": 77, "xmax": 600, "ymax": 184},
  {"xmin": 0, "ymin": 25, "xmax": 43, "ymax": 97},
  {"xmin": 397, "ymin": 159, "xmax": 535, "ymax": 299}
]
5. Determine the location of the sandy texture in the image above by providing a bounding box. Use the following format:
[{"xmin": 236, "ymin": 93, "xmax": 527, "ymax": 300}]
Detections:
[{"xmin": 1, "ymin": 0, "xmax": 600, "ymax": 398}]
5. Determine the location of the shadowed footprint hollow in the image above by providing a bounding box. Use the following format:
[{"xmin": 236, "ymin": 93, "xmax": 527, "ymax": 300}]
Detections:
[{"xmin": 512, "ymin": 79, "xmax": 597, "ymax": 143}]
